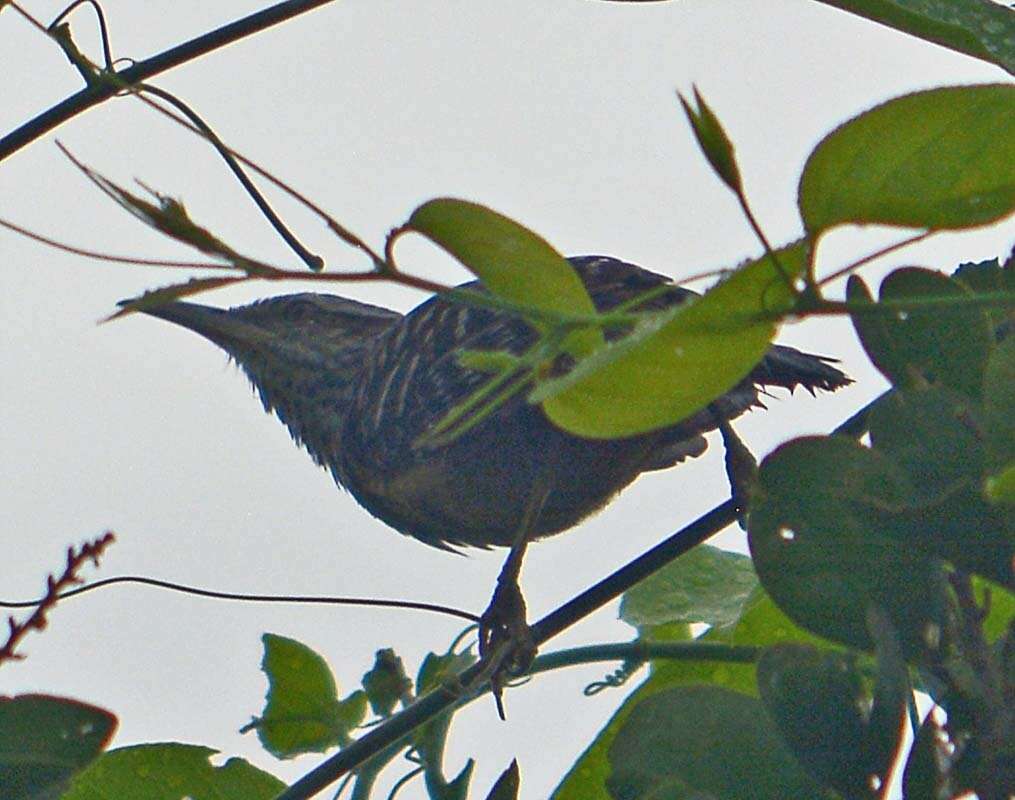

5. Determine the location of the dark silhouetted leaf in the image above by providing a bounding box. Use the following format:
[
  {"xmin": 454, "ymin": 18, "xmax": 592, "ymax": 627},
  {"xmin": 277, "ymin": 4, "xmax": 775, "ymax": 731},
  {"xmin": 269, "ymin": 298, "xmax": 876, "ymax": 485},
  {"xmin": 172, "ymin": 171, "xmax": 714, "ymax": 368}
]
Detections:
[
  {"xmin": 607, "ymin": 685, "xmax": 830, "ymax": 799},
  {"xmin": 749, "ymin": 436, "xmax": 950, "ymax": 655},
  {"xmin": 849, "ymin": 268, "xmax": 994, "ymax": 399},
  {"xmin": 0, "ymin": 695, "xmax": 116, "ymax": 800}
]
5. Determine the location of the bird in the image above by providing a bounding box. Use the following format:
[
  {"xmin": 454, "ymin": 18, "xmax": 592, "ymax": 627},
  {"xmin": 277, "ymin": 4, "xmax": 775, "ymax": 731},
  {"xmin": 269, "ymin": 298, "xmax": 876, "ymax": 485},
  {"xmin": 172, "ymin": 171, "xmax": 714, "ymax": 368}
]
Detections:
[{"xmin": 139, "ymin": 254, "xmax": 850, "ymax": 691}]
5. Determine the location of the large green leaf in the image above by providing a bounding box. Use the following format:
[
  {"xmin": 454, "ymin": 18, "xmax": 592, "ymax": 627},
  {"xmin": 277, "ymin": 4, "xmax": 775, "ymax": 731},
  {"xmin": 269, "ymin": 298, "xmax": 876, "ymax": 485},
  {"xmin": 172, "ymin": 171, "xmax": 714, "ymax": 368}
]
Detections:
[
  {"xmin": 748, "ymin": 436, "xmax": 951, "ymax": 655},
  {"xmin": 0, "ymin": 695, "xmax": 116, "ymax": 800},
  {"xmin": 539, "ymin": 243, "xmax": 804, "ymax": 438},
  {"xmin": 606, "ymin": 685, "xmax": 830, "ymax": 799},
  {"xmin": 800, "ymin": 84, "xmax": 1015, "ymax": 234},
  {"xmin": 407, "ymin": 198, "xmax": 602, "ymax": 355},
  {"xmin": 813, "ymin": 1, "xmax": 1015, "ymax": 75},
  {"xmin": 245, "ymin": 633, "xmax": 366, "ymax": 759},
  {"xmin": 62, "ymin": 744, "xmax": 284, "ymax": 800}
]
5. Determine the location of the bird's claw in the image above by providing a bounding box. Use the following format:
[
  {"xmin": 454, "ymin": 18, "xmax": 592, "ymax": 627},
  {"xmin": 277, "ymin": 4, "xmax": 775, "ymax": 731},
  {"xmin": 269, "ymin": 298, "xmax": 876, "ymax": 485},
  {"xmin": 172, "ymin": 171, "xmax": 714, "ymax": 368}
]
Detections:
[{"xmin": 478, "ymin": 577, "xmax": 537, "ymax": 719}]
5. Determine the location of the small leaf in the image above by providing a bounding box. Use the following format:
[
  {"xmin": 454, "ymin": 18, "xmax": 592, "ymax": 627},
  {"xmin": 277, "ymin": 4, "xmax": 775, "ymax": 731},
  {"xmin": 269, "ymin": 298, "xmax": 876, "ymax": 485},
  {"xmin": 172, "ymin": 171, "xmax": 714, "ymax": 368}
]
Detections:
[
  {"xmin": 800, "ymin": 84, "xmax": 1015, "ymax": 234},
  {"xmin": 62, "ymin": 743, "xmax": 284, "ymax": 800},
  {"xmin": 407, "ymin": 198, "xmax": 602, "ymax": 356},
  {"xmin": 110, "ymin": 277, "xmax": 247, "ymax": 320},
  {"xmin": 620, "ymin": 544, "xmax": 758, "ymax": 630},
  {"xmin": 412, "ymin": 648, "xmax": 476, "ymax": 758},
  {"xmin": 540, "ymin": 242, "xmax": 804, "ymax": 438},
  {"xmin": 362, "ymin": 649, "xmax": 411, "ymax": 718},
  {"xmin": 0, "ymin": 695, "xmax": 117, "ymax": 800},
  {"xmin": 455, "ymin": 349, "xmax": 524, "ymax": 374},
  {"xmin": 679, "ymin": 87, "xmax": 743, "ymax": 193},
  {"xmin": 985, "ymin": 463, "xmax": 1015, "ymax": 505},
  {"xmin": 607, "ymin": 685, "xmax": 829, "ymax": 799},
  {"xmin": 849, "ymin": 267, "xmax": 994, "ymax": 399},
  {"xmin": 248, "ymin": 634, "xmax": 366, "ymax": 759},
  {"xmin": 66, "ymin": 150, "xmax": 244, "ymax": 261},
  {"xmin": 952, "ymin": 254, "xmax": 1015, "ymax": 333},
  {"xmin": 484, "ymin": 760, "xmax": 520, "ymax": 800}
]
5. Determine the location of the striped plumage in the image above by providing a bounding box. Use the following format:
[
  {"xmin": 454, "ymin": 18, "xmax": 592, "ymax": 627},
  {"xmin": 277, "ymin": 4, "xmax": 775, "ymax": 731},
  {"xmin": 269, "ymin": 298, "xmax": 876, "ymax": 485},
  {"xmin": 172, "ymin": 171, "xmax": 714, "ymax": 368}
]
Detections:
[{"xmin": 142, "ymin": 255, "xmax": 850, "ymax": 549}]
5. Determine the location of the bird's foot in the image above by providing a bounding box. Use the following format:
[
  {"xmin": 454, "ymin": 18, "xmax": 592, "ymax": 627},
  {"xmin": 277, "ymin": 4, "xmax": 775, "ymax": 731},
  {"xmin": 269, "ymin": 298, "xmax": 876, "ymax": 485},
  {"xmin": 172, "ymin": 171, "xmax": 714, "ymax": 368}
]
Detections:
[{"xmin": 478, "ymin": 577, "xmax": 537, "ymax": 720}]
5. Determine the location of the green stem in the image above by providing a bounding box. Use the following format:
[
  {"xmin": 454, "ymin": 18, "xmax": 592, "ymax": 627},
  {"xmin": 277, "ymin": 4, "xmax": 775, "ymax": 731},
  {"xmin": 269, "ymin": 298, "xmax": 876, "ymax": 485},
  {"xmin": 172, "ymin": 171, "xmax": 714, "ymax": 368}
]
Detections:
[{"xmin": 529, "ymin": 641, "xmax": 761, "ymax": 675}]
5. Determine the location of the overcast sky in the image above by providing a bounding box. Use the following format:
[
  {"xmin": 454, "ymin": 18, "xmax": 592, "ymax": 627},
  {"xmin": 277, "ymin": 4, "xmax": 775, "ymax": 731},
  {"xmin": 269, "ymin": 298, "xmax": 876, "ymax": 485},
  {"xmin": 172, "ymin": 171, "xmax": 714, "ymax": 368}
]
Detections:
[{"xmin": 2, "ymin": 2, "xmax": 1012, "ymax": 798}]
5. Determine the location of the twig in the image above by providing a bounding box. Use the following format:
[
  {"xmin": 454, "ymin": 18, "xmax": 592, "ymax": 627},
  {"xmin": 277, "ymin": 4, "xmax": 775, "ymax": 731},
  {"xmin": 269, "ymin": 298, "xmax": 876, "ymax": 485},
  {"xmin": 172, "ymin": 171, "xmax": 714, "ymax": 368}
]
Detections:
[{"xmin": 0, "ymin": 531, "xmax": 115, "ymax": 667}]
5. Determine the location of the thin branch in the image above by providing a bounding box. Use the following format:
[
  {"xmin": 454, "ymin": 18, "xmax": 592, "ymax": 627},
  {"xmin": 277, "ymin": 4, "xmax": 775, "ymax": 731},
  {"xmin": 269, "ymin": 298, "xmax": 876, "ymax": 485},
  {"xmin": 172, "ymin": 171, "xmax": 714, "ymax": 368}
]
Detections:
[
  {"xmin": 0, "ymin": 215, "xmax": 231, "ymax": 269},
  {"xmin": 0, "ymin": 0, "xmax": 337, "ymax": 162},
  {"xmin": 817, "ymin": 230, "xmax": 932, "ymax": 288}
]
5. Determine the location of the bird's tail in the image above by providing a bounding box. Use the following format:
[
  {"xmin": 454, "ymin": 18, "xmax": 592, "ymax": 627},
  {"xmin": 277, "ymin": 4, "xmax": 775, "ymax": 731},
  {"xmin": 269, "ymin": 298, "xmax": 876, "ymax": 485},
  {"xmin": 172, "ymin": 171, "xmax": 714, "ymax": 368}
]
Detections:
[{"xmin": 752, "ymin": 345, "xmax": 852, "ymax": 394}]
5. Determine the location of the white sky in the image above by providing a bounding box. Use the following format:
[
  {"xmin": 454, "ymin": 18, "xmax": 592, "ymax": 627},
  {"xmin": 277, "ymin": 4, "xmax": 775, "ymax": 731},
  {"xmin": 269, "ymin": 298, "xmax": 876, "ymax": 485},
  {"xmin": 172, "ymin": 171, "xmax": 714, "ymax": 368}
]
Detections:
[{"xmin": 2, "ymin": 2, "xmax": 1012, "ymax": 798}]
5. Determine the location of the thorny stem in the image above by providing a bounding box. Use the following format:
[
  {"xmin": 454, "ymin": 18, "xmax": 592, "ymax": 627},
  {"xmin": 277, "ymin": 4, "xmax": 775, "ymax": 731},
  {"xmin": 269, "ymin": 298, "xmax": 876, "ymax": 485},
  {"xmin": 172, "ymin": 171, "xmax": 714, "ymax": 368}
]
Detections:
[{"xmin": 0, "ymin": 532, "xmax": 115, "ymax": 667}]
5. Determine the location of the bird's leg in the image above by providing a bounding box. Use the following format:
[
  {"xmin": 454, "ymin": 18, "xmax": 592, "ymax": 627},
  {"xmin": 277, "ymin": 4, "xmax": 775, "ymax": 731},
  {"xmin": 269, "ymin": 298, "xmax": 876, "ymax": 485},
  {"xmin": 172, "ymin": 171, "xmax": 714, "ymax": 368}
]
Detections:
[
  {"xmin": 477, "ymin": 484, "xmax": 550, "ymax": 718},
  {"xmin": 715, "ymin": 414, "xmax": 757, "ymax": 527}
]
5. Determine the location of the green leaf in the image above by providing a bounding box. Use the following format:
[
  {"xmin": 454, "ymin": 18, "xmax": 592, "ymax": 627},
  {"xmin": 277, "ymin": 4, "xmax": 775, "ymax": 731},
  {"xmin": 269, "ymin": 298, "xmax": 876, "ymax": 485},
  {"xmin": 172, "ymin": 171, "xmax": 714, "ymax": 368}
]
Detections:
[
  {"xmin": 863, "ymin": 607, "xmax": 909, "ymax": 795},
  {"xmin": 812, "ymin": 0, "xmax": 1015, "ymax": 75},
  {"xmin": 361, "ymin": 649, "xmax": 411, "ymax": 718},
  {"xmin": 247, "ymin": 633, "xmax": 366, "ymax": 759},
  {"xmin": 484, "ymin": 761, "xmax": 520, "ymax": 800},
  {"xmin": 606, "ymin": 686, "xmax": 830, "ymax": 799},
  {"xmin": 984, "ymin": 335, "xmax": 1015, "ymax": 472},
  {"xmin": 975, "ymin": 576, "xmax": 1015, "ymax": 641},
  {"xmin": 867, "ymin": 386, "xmax": 1015, "ymax": 586},
  {"xmin": 412, "ymin": 648, "xmax": 476, "ymax": 762},
  {"xmin": 62, "ymin": 744, "xmax": 284, "ymax": 800},
  {"xmin": 848, "ymin": 267, "xmax": 994, "ymax": 399},
  {"xmin": 952, "ymin": 254, "xmax": 1015, "ymax": 333},
  {"xmin": 406, "ymin": 198, "xmax": 602, "ymax": 355},
  {"xmin": 748, "ymin": 436, "xmax": 951, "ymax": 655},
  {"xmin": 985, "ymin": 463, "xmax": 1015, "ymax": 504},
  {"xmin": 678, "ymin": 87, "xmax": 743, "ymax": 194},
  {"xmin": 868, "ymin": 386, "xmax": 986, "ymax": 503},
  {"xmin": 757, "ymin": 645, "xmax": 873, "ymax": 798},
  {"xmin": 539, "ymin": 242, "xmax": 804, "ymax": 438},
  {"xmin": 0, "ymin": 695, "xmax": 116, "ymax": 800},
  {"xmin": 902, "ymin": 713, "xmax": 949, "ymax": 800},
  {"xmin": 619, "ymin": 545, "xmax": 758, "ymax": 630},
  {"xmin": 757, "ymin": 619, "xmax": 905, "ymax": 800},
  {"xmin": 800, "ymin": 84, "xmax": 1015, "ymax": 234}
]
